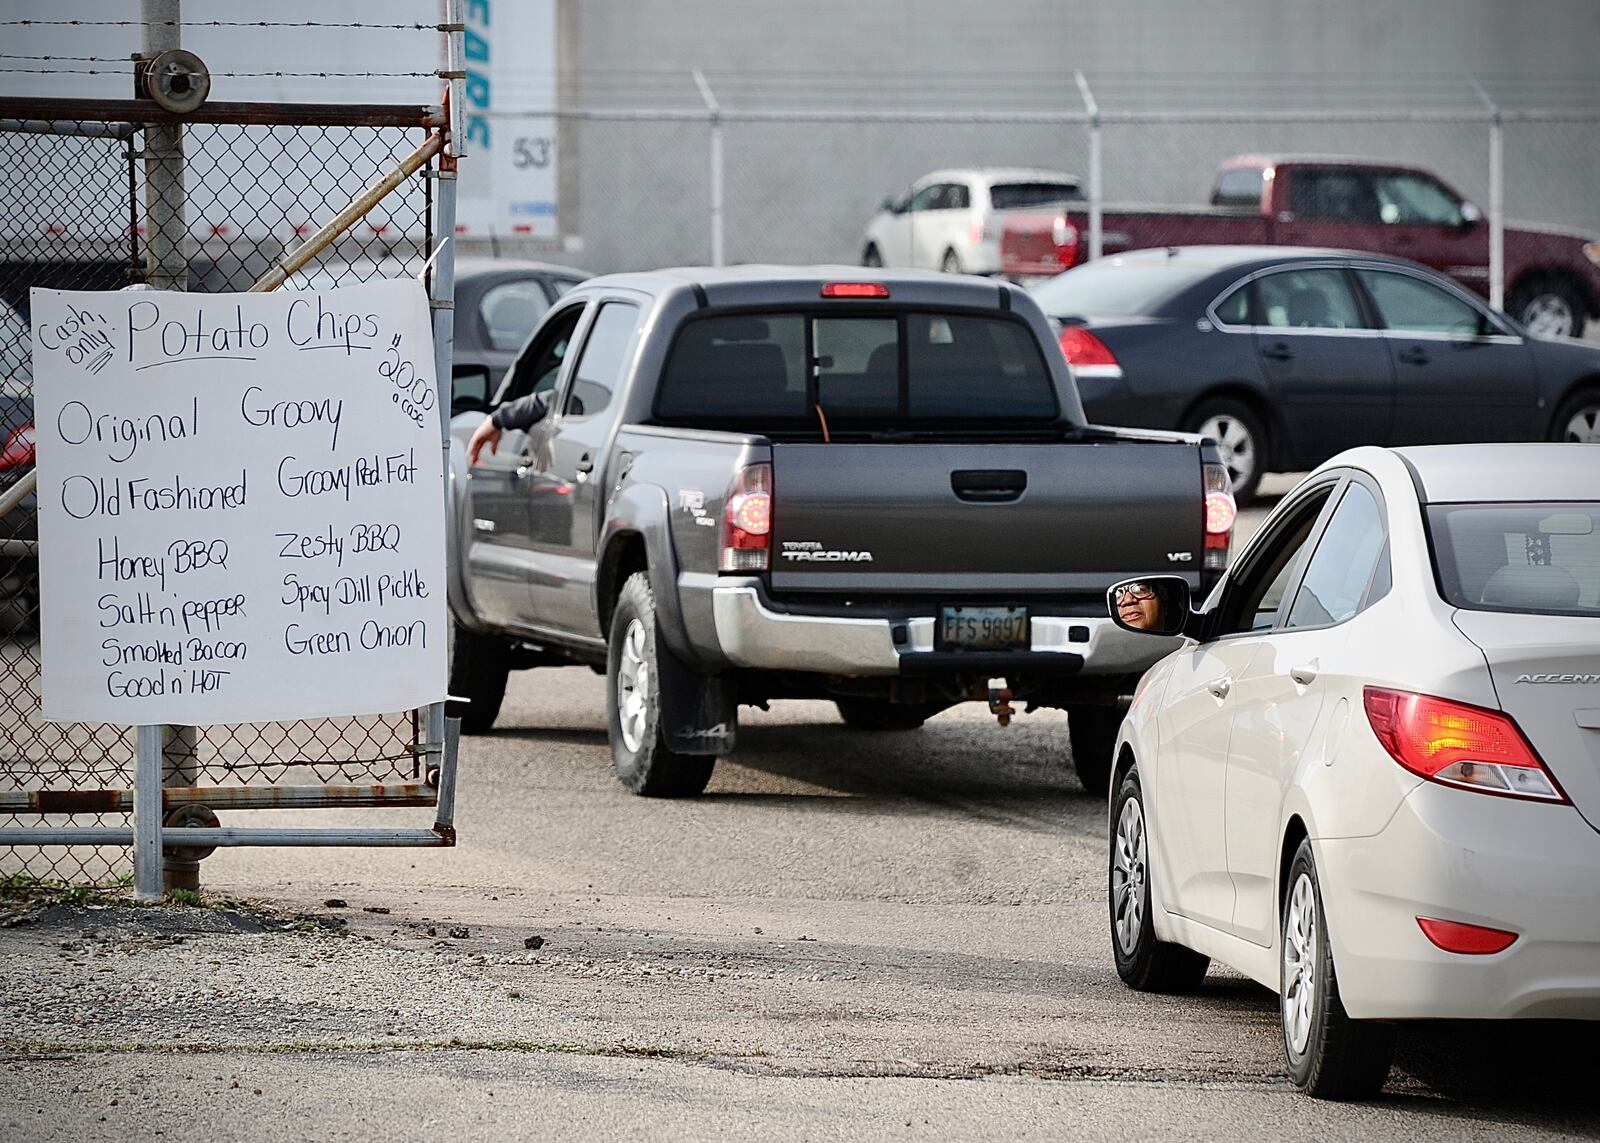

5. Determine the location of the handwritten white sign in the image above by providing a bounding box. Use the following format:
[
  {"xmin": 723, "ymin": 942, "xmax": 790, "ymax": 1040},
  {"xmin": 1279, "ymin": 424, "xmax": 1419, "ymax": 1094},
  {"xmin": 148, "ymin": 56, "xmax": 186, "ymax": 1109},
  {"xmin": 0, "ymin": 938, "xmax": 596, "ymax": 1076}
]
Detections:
[{"xmin": 31, "ymin": 281, "xmax": 447, "ymax": 726}]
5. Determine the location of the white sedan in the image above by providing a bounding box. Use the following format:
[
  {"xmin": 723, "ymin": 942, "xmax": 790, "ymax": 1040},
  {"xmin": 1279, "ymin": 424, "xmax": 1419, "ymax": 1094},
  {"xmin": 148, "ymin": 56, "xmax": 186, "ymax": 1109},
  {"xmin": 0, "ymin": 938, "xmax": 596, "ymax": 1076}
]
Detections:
[{"xmin": 1104, "ymin": 443, "xmax": 1600, "ymax": 1098}]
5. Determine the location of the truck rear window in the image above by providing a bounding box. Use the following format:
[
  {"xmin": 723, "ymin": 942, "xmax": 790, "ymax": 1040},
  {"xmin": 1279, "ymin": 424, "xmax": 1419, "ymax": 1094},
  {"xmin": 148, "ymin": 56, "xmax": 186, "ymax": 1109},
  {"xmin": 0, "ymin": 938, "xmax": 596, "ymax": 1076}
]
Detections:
[
  {"xmin": 1211, "ymin": 167, "xmax": 1264, "ymax": 209},
  {"xmin": 989, "ymin": 181, "xmax": 1083, "ymax": 210},
  {"xmin": 655, "ymin": 312, "xmax": 1059, "ymax": 423}
]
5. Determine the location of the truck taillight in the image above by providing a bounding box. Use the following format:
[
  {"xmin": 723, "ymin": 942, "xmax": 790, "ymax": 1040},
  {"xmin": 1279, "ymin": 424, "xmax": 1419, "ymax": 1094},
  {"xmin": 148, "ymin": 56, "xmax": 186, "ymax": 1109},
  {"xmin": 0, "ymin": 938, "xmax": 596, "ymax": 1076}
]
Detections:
[
  {"xmin": 1051, "ymin": 215, "xmax": 1079, "ymax": 267},
  {"xmin": 1058, "ymin": 326, "xmax": 1118, "ymax": 369},
  {"xmin": 720, "ymin": 462, "xmax": 772, "ymax": 572},
  {"xmin": 0, "ymin": 423, "xmax": 34, "ymax": 470},
  {"xmin": 821, "ymin": 282, "xmax": 889, "ymax": 298},
  {"xmin": 1363, "ymin": 687, "xmax": 1566, "ymax": 803},
  {"xmin": 1202, "ymin": 460, "xmax": 1234, "ymax": 572}
]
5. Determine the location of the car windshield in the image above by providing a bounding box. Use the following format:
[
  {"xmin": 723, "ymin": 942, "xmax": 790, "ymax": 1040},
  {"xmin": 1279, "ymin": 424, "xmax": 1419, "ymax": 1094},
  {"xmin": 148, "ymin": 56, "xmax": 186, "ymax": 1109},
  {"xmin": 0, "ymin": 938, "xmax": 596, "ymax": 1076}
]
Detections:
[
  {"xmin": 988, "ymin": 181, "xmax": 1083, "ymax": 210},
  {"xmin": 655, "ymin": 311, "xmax": 1059, "ymax": 424},
  {"xmin": 1028, "ymin": 259, "xmax": 1212, "ymax": 318},
  {"xmin": 1427, "ymin": 502, "xmax": 1600, "ymax": 617}
]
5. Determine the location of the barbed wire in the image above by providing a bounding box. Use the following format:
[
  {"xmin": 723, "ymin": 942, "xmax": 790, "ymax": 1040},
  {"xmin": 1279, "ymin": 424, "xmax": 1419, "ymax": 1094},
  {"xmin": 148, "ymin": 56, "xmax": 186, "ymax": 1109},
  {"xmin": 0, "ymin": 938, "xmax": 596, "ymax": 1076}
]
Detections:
[
  {"xmin": 0, "ymin": 66, "xmax": 128, "ymax": 75},
  {"xmin": 0, "ymin": 54, "xmax": 126, "ymax": 62}
]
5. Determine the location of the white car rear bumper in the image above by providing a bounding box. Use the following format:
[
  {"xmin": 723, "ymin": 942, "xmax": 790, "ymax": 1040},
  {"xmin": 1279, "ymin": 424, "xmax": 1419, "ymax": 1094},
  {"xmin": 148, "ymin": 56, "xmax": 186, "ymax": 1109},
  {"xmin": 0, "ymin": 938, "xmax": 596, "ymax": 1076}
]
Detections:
[{"xmin": 1317, "ymin": 781, "xmax": 1600, "ymax": 1021}]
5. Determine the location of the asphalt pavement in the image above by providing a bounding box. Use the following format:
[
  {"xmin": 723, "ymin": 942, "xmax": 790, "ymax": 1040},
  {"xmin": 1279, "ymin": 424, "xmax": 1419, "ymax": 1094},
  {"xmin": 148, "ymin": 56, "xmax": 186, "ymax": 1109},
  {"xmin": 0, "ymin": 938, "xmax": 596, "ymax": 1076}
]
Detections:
[{"xmin": 5, "ymin": 475, "xmax": 1596, "ymax": 1140}]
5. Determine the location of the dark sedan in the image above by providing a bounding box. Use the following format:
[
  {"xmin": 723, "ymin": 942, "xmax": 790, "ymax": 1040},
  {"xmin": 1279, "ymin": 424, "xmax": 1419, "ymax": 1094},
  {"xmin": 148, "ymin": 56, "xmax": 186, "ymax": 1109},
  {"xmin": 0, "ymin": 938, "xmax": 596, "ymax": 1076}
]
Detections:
[
  {"xmin": 1032, "ymin": 246, "xmax": 1600, "ymax": 502},
  {"xmin": 449, "ymin": 257, "xmax": 591, "ymax": 411}
]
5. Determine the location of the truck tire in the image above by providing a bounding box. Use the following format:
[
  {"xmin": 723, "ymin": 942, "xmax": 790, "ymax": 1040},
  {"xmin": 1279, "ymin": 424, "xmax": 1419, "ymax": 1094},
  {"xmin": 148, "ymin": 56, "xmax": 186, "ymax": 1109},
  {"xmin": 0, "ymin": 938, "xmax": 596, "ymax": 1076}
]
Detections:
[
  {"xmin": 1184, "ymin": 398, "xmax": 1267, "ymax": 505},
  {"xmin": 446, "ymin": 621, "xmax": 510, "ymax": 734},
  {"xmin": 1549, "ymin": 387, "xmax": 1600, "ymax": 442},
  {"xmin": 1068, "ymin": 706, "xmax": 1123, "ymax": 797},
  {"xmin": 834, "ymin": 699, "xmax": 944, "ymax": 731},
  {"xmin": 1508, "ymin": 277, "xmax": 1586, "ymax": 339},
  {"xmin": 607, "ymin": 572, "xmax": 715, "ymax": 797}
]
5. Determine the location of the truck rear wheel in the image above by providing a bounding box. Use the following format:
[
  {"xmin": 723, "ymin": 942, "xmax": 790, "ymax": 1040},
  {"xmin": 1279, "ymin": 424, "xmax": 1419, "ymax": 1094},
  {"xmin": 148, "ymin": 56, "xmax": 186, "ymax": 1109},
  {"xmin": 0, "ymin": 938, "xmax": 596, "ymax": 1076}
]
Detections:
[
  {"xmin": 1068, "ymin": 706, "xmax": 1123, "ymax": 797},
  {"xmin": 607, "ymin": 573, "xmax": 716, "ymax": 797},
  {"xmin": 446, "ymin": 621, "xmax": 510, "ymax": 734},
  {"xmin": 834, "ymin": 699, "xmax": 944, "ymax": 731},
  {"xmin": 1509, "ymin": 277, "xmax": 1586, "ymax": 339}
]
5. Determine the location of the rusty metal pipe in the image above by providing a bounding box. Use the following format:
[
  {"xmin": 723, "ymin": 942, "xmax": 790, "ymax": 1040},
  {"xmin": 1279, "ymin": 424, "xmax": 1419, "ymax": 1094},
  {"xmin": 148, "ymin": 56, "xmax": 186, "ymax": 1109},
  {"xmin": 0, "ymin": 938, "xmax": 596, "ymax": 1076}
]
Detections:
[
  {"xmin": 0, "ymin": 96, "xmax": 443, "ymax": 129},
  {"xmin": 0, "ymin": 826, "xmax": 453, "ymax": 847},
  {"xmin": 0, "ymin": 118, "xmax": 136, "ymax": 140},
  {"xmin": 0, "ymin": 782, "xmax": 438, "ymax": 815}
]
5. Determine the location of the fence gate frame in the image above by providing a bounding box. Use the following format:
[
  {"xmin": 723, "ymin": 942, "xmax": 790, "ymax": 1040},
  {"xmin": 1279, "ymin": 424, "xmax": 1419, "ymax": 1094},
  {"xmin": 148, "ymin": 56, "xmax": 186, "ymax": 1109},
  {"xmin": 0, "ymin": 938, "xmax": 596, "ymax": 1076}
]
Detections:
[{"xmin": 0, "ymin": 7, "xmax": 470, "ymax": 899}]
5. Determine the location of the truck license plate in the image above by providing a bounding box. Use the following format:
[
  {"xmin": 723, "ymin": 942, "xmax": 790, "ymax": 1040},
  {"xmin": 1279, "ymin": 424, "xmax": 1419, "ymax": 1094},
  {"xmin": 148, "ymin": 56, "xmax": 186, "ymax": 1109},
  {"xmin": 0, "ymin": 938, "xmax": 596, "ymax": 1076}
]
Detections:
[{"xmin": 939, "ymin": 606, "xmax": 1029, "ymax": 651}]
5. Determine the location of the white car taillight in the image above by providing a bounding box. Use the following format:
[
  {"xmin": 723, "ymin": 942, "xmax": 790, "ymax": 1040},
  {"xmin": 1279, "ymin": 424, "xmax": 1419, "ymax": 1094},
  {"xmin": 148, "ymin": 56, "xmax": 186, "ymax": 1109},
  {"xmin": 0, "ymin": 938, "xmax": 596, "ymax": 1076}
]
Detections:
[
  {"xmin": 719, "ymin": 462, "xmax": 772, "ymax": 572},
  {"xmin": 1202, "ymin": 460, "xmax": 1235, "ymax": 572},
  {"xmin": 1363, "ymin": 687, "xmax": 1567, "ymax": 803}
]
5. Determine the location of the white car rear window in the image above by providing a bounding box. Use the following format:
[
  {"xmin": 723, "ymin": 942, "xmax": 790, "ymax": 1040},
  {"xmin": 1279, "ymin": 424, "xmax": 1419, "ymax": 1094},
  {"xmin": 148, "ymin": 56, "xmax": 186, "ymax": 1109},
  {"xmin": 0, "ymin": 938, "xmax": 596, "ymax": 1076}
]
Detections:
[{"xmin": 1428, "ymin": 502, "xmax": 1600, "ymax": 616}]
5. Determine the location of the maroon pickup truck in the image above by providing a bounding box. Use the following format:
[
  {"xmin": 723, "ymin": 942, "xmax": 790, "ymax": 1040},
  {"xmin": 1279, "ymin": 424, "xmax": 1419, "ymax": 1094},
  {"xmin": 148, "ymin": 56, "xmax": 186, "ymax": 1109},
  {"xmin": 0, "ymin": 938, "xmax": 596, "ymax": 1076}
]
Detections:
[{"xmin": 1000, "ymin": 154, "xmax": 1600, "ymax": 338}]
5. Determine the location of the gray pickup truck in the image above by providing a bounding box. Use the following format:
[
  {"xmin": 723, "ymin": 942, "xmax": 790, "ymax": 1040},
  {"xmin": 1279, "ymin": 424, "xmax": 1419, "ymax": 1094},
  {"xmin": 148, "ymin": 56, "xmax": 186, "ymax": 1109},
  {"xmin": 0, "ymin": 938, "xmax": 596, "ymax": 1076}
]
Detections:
[{"xmin": 445, "ymin": 266, "xmax": 1233, "ymax": 796}]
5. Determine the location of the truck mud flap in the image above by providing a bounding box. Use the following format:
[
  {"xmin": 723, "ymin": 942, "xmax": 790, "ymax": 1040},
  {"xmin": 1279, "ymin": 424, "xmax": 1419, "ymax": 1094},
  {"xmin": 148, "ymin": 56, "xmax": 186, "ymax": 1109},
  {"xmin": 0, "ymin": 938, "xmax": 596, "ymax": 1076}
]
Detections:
[{"xmin": 657, "ymin": 633, "xmax": 737, "ymax": 756}]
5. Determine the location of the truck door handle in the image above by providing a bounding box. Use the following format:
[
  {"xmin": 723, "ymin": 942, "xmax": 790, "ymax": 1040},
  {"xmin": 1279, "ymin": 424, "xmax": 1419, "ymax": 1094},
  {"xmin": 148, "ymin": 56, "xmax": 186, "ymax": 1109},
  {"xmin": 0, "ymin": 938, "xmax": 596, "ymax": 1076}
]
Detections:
[
  {"xmin": 1261, "ymin": 343, "xmax": 1294, "ymax": 362},
  {"xmin": 951, "ymin": 469, "xmax": 1026, "ymax": 502},
  {"xmin": 1398, "ymin": 346, "xmax": 1430, "ymax": 366},
  {"xmin": 574, "ymin": 453, "xmax": 595, "ymax": 478},
  {"xmin": 1290, "ymin": 663, "xmax": 1317, "ymax": 685},
  {"xmin": 1206, "ymin": 676, "xmax": 1232, "ymax": 700}
]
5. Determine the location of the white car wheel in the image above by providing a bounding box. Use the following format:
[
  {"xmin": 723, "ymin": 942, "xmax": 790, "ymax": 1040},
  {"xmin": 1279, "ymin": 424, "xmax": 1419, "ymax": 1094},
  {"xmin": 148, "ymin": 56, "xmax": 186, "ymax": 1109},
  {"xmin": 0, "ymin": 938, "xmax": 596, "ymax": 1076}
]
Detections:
[
  {"xmin": 1108, "ymin": 767, "xmax": 1209, "ymax": 992},
  {"xmin": 1280, "ymin": 838, "xmax": 1396, "ymax": 1098},
  {"xmin": 1281, "ymin": 871, "xmax": 1319, "ymax": 1056}
]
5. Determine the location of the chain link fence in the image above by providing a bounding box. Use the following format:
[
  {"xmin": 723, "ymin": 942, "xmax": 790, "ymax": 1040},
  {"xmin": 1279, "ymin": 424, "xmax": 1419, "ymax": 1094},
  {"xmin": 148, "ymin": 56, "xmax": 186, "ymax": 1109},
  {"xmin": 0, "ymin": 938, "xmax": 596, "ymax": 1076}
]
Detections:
[
  {"xmin": 0, "ymin": 103, "xmax": 442, "ymax": 888},
  {"xmin": 483, "ymin": 77, "xmax": 1600, "ymax": 340}
]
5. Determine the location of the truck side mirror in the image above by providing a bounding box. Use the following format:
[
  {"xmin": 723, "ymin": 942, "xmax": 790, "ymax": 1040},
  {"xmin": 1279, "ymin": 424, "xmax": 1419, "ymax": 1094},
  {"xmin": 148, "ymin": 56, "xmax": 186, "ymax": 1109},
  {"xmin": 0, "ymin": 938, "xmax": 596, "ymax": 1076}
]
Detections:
[{"xmin": 1106, "ymin": 575, "xmax": 1192, "ymax": 638}]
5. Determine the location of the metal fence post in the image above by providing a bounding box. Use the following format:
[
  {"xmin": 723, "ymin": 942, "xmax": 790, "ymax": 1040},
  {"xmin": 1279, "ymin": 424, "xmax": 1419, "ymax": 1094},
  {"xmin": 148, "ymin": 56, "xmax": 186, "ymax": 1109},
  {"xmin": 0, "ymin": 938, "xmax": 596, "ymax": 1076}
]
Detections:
[
  {"xmin": 139, "ymin": 0, "xmax": 203, "ymax": 894},
  {"xmin": 1075, "ymin": 70, "xmax": 1102, "ymax": 261},
  {"xmin": 428, "ymin": 0, "xmax": 465, "ymax": 834},
  {"xmin": 139, "ymin": 0, "xmax": 187, "ymax": 291},
  {"xmin": 1472, "ymin": 79, "xmax": 1505, "ymax": 312},
  {"xmin": 694, "ymin": 68, "xmax": 724, "ymax": 267},
  {"xmin": 133, "ymin": 726, "xmax": 163, "ymax": 900}
]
